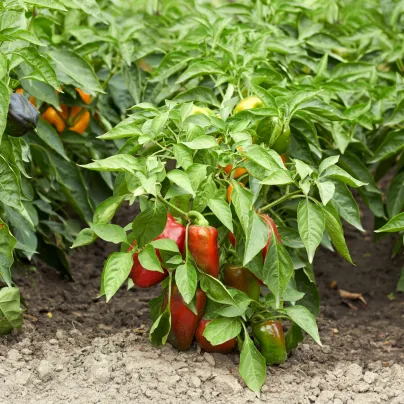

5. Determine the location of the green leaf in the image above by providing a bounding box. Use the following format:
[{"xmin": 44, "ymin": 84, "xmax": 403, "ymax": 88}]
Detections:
[
  {"xmin": 332, "ymin": 181, "xmax": 364, "ymax": 232},
  {"xmin": 283, "ymin": 305, "xmax": 321, "ymax": 346},
  {"xmin": 208, "ymin": 199, "xmax": 233, "ymax": 232},
  {"xmin": 81, "ymin": 154, "xmax": 142, "ymax": 173},
  {"xmin": 175, "ymin": 262, "xmax": 197, "ymax": 304},
  {"xmin": 375, "ymin": 213, "xmax": 404, "ymax": 233},
  {"xmin": 370, "ymin": 130, "xmax": 404, "ymax": 163},
  {"xmin": 0, "ymin": 81, "xmax": 9, "ymax": 144},
  {"xmin": 285, "ymin": 322, "xmax": 304, "ymax": 353},
  {"xmin": 70, "ymin": 0, "xmax": 102, "ymax": 19},
  {"xmin": 243, "ymin": 144, "xmax": 278, "ymax": 171},
  {"xmin": 14, "ymin": 47, "xmax": 60, "ymax": 90},
  {"xmin": 149, "ymin": 308, "xmax": 171, "ymax": 346},
  {"xmin": 132, "ymin": 203, "xmax": 167, "ymax": 247},
  {"xmin": 183, "ymin": 136, "xmax": 219, "ymax": 150},
  {"xmin": 297, "ymin": 200, "xmax": 325, "ymax": 263},
  {"xmin": 102, "ymin": 252, "xmax": 133, "ymax": 302},
  {"xmin": 295, "ymin": 268, "xmax": 320, "ymax": 316},
  {"xmin": 173, "ymin": 144, "xmax": 193, "ymax": 169},
  {"xmin": 0, "ymin": 287, "xmax": 23, "ymax": 335},
  {"xmin": 386, "ymin": 171, "xmax": 404, "ymax": 219},
  {"xmin": 294, "ymin": 159, "xmax": 313, "ymax": 181},
  {"xmin": 251, "ymin": 84, "xmax": 277, "ymax": 108},
  {"xmin": 151, "ymin": 238, "xmax": 180, "ymax": 253},
  {"xmin": 0, "ymin": 28, "xmax": 43, "ymax": 45},
  {"xmin": 48, "ymin": 50, "xmax": 103, "ymax": 93},
  {"xmin": 176, "ymin": 60, "xmax": 223, "ymax": 83},
  {"xmin": 23, "ymin": 0, "xmax": 67, "ymax": 10},
  {"xmin": 93, "ymin": 195, "xmax": 126, "ymax": 224},
  {"xmin": 263, "ymin": 237, "xmax": 294, "ymax": 308},
  {"xmin": 200, "ymin": 272, "xmax": 238, "ymax": 306},
  {"xmin": 317, "ymin": 180, "xmax": 335, "ymax": 206},
  {"xmin": 239, "ymin": 333, "xmax": 266, "ymax": 393},
  {"xmin": 92, "ymin": 224, "xmax": 127, "ymax": 244},
  {"xmin": 319, "ymin": 155, "xmax": 339, "ymax": 174},
  {"xmin": 260, "ymin": 169, "xmax": 294, "ymax": 185},
  {"xmin": 0, "ymin": 219, "xmax": 16, "ymax": 287},
  {"xmin": 167, "ymin": 169, "xmax": 195, "ymax": 196},
  {"xmin": 203, "ymin": 317, "xmax": 241, "ymax": 346},
  {"xmin": 71, "ymin": 228, "xmax": 96, "ymax": 248},
  {"xmin": 0, "ymin": 155, "xmax": 21, "ymax": 209},
  {"xmin": 36, "ymin": 120, "xmax": 69, "ymax": 160},
  {"xmin": 322, "ymin": 205, "xmax": 353, "ymax": 263},
  {"xmin": 98, "ymin": 119, "xmax": 142, "ymax": 140},
  {"xmin": 138, "ymin": 244, "xmax": 163, "ymax": 272},
  {"xmin": 231, "ymin": 181, "xmax": 254, "ymax": 235},
  {"xmin": 243, "ymin": 212, "xmax": 269, "ymax": 266},
  {"xmin": 321, "ymin": 165, "xmax": 367, "ymax": 188},
  {"xmin": 173, "ymin": 87, "xmax": 219, "ymax": 106}
]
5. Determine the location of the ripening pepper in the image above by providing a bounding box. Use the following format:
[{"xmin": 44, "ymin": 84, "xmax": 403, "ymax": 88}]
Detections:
[
  {"xmin": 223, "ymin": 265, "xmax": 260, "ymax": 300},
  {"xmin": 195, "ymin": 318, "xmax": 237, "ymax": 354},
  {"xmin": 261, "ymin": 214, "xmax": 282, "ymax": 258},
  {"xmin": 165, "ymin": 285, "xmax": 206, "ymax": 350},
  {"xmin": 223, "ymin": 164, "xmax": 248, "ymax": 179},
  {"xmin": 188, "ymin": 224, "xmax": 219, "ymax": 278},
  {"xmin": 75, "ymin": 88, "xmax": 91, "ymax": 105},
  {"xmin": 234, "ymin": 96, "xmax": 263, "ymax": 114},
  {"xmin": 42, "ymin": 105, "xmax": 90, "ymax": 134},
  {"xmin": 128, "ymin": 213, "xmax": 186, "ymax": 288},
  {"xmin": 5, "ymin": 93, "xmax": 39, "ymax": 137},
  {"xmin": 252, "ymin": 320, "xmax": 287, "ymax": 365},
  {"xmin": 191, "ymin": 105, "xmax": 214, "ymax": 116}
]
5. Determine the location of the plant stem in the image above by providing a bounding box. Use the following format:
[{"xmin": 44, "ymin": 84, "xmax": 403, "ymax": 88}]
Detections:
[
  {"xmin": 260, "ymin": 190, "xmax": 302, "ymax": 212},
  {"xmin": 157, "ymin": 196, "xmax": 188, "ymax": 218},
  {"xmin": 188, "ymin": 210, "xmax": 209, "ymax": 226}
]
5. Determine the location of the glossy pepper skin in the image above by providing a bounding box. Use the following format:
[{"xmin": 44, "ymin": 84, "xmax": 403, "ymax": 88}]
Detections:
[
  {"xmin": 195, "ymin": 319, "xmax": 237, "ymax": 354},
  {"xmin": 271, "ymin": 122, "xmax": 290, "ymax": 154},
  {"xmin": 252, "ymin": 320, "xmax": 287, "ymax": 365},
  {"xmin": 128, "ymin": 213, "xmax": 186, "ymax": 288},
  {"xmin": 42, "ymin": 105, "xmax": 90, "ymax": 134},
  {"xmin": 234, "ymin": 96, "xmax": 263, "ymax": 114},
  {"xmin": 6, "ymin": 93, "xmax": 39, "ymax": 137},
  {"xmin": 188, "ymin": 225, "xmax": 219, "ymax": 278},
  {"xmin": 165, "ymin": 285, "xmax": 206, "ymax": 350},
  {"xmin": 223, "ymin": 265, "xmax": 260, "ymax": 300}
]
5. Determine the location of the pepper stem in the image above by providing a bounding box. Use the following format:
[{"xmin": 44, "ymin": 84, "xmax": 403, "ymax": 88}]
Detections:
[{"xmin": 188, "ymin": 210, "xmax": 209, "ymax": 226}]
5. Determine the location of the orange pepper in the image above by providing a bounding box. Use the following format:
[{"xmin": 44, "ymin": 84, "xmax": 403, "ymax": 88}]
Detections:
[
  {"xmin": 281, "ymin": 154, "xmax": 287, "ymax": 164},
  {"xmin": 227, "ymin": 183, "xmax": 245, "ymax": 203},
  {"xmin": 69, "ymin": 108, "xmax": 90, "ymax": 134},
  {"xmin": 15, "ymin": 88, "xmax": 24, "ymax": 94},
  {"xmin": 75, "ymin": 88, "xmax": 91, "ymax": 105},
  {"xmin": 223, "ymin": 164, "xmax": 248, "ymax": 179},
  {"xmin": 42, "ymin": 107, "xmax": 66, "ymax": 133},
  {"xmin": 42, "ymin": 105, "xmax": 90, "ymax": 134}
]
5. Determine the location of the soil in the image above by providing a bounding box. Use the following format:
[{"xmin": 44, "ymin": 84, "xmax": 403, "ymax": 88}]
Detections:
[{"xmin": 1, "ymin": 206, "xmax": 404, "ymax": 404}]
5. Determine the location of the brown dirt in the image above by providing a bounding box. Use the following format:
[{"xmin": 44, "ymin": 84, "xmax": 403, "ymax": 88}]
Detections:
[{"xmin": 1, "ymin": 205, "xmax": 404, "ymax": 404}]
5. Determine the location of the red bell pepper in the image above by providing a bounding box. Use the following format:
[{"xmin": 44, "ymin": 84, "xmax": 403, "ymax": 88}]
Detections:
[
  {"xmin": 128, "ymin": 213, "xmax": 186, "ymax": 288},
  {"xmin": 195, "ymin": 318, "xmax": 237, "ymax": 354},
  {"xmin": 188, "ymin": 224, "xmax": 219, "ymax": 278},
  {"xmin": 165, "ymin": 285, "xmax": 206, "ymax": 350}
]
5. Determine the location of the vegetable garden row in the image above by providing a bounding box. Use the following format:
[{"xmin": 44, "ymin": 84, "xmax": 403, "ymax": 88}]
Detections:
[{"xmin": 1, "ymin": 0, "xmax": 404, "ymax": 393}]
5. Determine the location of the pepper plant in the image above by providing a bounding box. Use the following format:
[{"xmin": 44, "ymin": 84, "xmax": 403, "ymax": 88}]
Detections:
[{"xmin": 75, "ymin": 78, "xmax": 367, "ymax": 390}]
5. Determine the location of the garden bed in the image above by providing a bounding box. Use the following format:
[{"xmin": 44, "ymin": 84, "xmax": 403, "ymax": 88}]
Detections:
[{"xmin": 2, "ymin": 206, "xmax": 403, "ymax": 404}]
